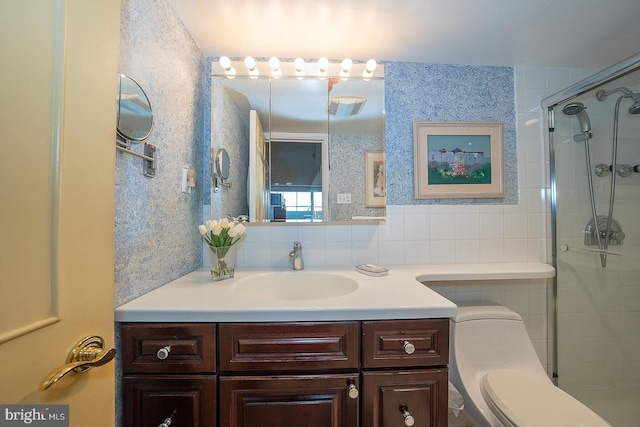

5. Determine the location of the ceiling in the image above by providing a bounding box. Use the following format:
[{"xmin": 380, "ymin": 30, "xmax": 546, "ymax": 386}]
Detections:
[{"xmin": 166, "ymin": 0, "xmax": 640, "ymax": 68}]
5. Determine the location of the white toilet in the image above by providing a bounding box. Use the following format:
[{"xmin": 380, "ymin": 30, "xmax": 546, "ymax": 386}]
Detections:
[{"xmin": 449, "ymin": 303, "xmax": 611, "ymax": 427}]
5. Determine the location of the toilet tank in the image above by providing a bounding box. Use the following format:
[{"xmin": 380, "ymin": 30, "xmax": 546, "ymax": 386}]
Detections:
[{"xmin": 450, "ymin": 304, "xmax": 548, "ymax": 381}]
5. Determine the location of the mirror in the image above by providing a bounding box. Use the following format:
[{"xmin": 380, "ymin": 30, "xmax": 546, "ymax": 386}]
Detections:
[
  {"xmin": 211, "ymin": 60, "xmax": 385, "ymax": 223},
  {"xmin": 117, "ymin": 74, "xmax": 153, "ymax": 141},
  {"xmin": 215, "ymin": 148, "xmax": 230, "ymax": 179},
  {"xmin": 212, "ymin": 148, "xmax": 231, "ymax": 192}
]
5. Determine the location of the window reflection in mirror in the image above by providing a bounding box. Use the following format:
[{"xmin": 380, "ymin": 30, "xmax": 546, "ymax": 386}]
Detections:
[{"xmin": 211, "ymin": 60, "xmax": 384, "ymax": 223}]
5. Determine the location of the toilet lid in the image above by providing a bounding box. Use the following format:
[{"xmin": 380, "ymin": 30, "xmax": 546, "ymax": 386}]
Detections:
[{"xmin": 480, "ymin": 370, "xmax": 612, "ymax": 427}]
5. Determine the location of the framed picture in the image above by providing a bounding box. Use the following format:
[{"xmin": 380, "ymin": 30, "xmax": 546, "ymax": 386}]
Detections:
[
  {"xmin": 413, "ymin": 121, "xmax": 504, "ymax": 199},
  {"xmin": 365, "ymin": 150, "xmax": 386, "ymax": 207}
]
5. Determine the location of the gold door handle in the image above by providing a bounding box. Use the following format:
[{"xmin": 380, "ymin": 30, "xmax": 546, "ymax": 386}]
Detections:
[{"xmin": 39, "ymin": 335, "xmax": 116, "ymax": 391}]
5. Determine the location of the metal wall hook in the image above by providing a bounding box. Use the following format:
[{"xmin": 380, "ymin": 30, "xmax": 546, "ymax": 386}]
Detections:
[{"xmin": 116, "ymin": 135, "xmax": 157, "ymax": 177}]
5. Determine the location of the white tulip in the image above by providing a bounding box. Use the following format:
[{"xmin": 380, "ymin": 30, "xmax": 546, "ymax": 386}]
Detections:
[
  {"xmin": 228, "ymin": 227, "xmax": 239, "ymax": 237},
  {"xmin": 212, "ymin": 224, "xmax": 222, "ymax": 236},
  {"xmin": 198, "ymin": 224, "xmax": 207, "ymax": 235},
  {"xmin": 219, "ymin": 218, "xmax": 229, "ymax": 228},
  {"xmin": 205, "ymin": 220, "xmax": 216, "ymax": 231},
  {"xmin": 234, "ymin": 223, "xmax": 246, "ymax": 235}
]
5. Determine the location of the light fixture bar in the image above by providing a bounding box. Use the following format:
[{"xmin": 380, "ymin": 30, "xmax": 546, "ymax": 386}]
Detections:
[{"xmin": 212, "ymin": 57, "xmax": 382, "ymax": 79}]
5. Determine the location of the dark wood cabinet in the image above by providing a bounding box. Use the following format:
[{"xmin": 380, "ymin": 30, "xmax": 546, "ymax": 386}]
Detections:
[
  {"xmin": 121, "ymin": 318, "xmax": 449, "ymax": 427},
  {"xmin": 121, "ymin": 323, "xmax": 216, "ymax": 427},
  {"xmin": 362, "ymin": 370, "xmax": 448, "ymax": 427},
  {"xmin": 219, "ymin": 374, "xmax": 359, "ymax": 427}
]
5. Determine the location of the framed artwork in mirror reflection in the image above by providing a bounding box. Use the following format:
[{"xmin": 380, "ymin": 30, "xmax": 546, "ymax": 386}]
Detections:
[
  {"xmin": 413, "ymin": 121, "xmax": 504, "ymax": 199},
  {"xmin": 365, "ymin": 150, "xmax": 386, "ymax": 207}
]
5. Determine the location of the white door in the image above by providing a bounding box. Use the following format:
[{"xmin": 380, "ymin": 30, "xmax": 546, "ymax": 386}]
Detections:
[
  {"xmin": 0, "ymin": 0, "xmax": 120, "ymax": 425},
  {"xmin": 248, "ymin": 110, "xmax": 270, "ymax": 222}
]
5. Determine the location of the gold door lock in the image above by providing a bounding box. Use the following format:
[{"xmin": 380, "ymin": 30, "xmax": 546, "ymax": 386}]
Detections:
[{"xmin": 39, "ymin": 335, "xmax": 116, "ymax": 391}]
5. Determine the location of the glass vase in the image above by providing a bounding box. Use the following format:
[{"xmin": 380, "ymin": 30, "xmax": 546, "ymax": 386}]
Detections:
[{"xmin": 207, "ymin": 245, "xmax": 238, "ymax": 281}]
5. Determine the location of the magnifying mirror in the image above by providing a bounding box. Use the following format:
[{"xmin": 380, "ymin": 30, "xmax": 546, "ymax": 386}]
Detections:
[
  {"xmin": 213, "ymin": 148, "xmax": 231, "ymax": 191},
  {"xmin": 117, "ymin": 74, "xmax": 153, "ymax": 141}
]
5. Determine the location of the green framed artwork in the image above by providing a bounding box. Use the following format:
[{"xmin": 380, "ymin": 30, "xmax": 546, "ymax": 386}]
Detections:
[{"xmin": 413, "ymin": 121, "xmax": 504, "ymax": 199}]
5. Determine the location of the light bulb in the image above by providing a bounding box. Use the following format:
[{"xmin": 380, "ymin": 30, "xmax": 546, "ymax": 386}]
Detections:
[
  {"xmin": 365, "ymin": 59, "xmax": 377, "ymax": 72},
  {"xmin": 219, "ymin": 56, "xmax": 231, "ymax": 71},
  {"xmin": 294, "ymin": 58, "xmax": 305, "ymax": 78},
  {"xmin": 318, "ymin": 57, "xmax": 329, "ymax": 72},
  {"xmin": 340, "ymin": 58, "xmax": 352, "ymax": 79},
  {"xmin": 269, "ymin": 57, "xmax": 280, "ymax": 71},
  {"xmin": 269, "ymin": 57, "xmax": 281, "ymax": 77},
  {"xmin": 341, "ymin": 58, "xmax": 352, "ymax": 72},
  {"xmin": 244, "ymin": 56, "xmax": 256, "ymax": 71}
]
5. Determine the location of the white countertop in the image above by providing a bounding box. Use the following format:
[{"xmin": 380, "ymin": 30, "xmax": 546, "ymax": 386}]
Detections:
[{"xmin": 115, "ymin": 262, "xmax": 554, "ymax": 323}]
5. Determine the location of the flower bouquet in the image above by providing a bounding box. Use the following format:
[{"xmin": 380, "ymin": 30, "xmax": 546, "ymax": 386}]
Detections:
[{"xmin": 199, "ymin": 218, "xmax": 247, "ymax": 280}]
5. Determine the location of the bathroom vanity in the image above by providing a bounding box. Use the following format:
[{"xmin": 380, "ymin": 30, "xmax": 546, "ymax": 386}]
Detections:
[{"xmin": 116, "ymin": 263, "xmax": 554, "ymax": 427}]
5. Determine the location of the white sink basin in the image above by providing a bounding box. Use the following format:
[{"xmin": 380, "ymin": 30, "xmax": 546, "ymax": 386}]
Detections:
[{"xmin": 233, "ymin": 272, "xmax": 358, "ymax": 300}]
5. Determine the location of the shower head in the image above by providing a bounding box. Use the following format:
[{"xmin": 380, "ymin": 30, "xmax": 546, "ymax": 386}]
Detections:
[
  {"xmin": 628, "ymin": 98, "xmax": 640, "ymax": 115},
  {"xmin": 562, "ymin": 102, "xmax": 591, "ymax": 133},
  {"xmin": 596, "ymin": 87, "xmax": 640, "ymax": 115}
]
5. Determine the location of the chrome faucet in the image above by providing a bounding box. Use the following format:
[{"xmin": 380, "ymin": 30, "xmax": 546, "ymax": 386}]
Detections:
[{"xmin": 289, "ymin": 241, "xmax": 304, "ymax": 270}]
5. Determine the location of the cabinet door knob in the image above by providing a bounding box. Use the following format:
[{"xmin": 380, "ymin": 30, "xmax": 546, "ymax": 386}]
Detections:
[
  {"xmin": 347, "ymin": 381, "xmax": 359, "ymax": 399},
  {"xmin": 402, "ymin": 340, "xmax": 415, "ymax": 354},
  {"xmin": 400, "ymin": 405, "xmax": 415, "ymax": 426},
  {"xmin": 156, "ymin": 346, "xmax": 171, "ymax": 360}
]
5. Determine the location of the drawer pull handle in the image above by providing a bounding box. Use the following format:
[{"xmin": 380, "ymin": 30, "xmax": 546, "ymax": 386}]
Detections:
[
  {"xmin": 400, "ymin": 405, "xmax": 415, "ymax": 426},
  {"xmin": 347, "ymin": 381, "xmax": 359, "ymax": 399},
  {"xmin": 402, "ymin": 340, "xmax": 415, "ymax": 354},
  {"xmin": 156, "ymin": 346, "xmax": 171, "ymax": 360},
  {"xmin": 159, "ymin": 409, "xmax": 176, "ymax": 427}
]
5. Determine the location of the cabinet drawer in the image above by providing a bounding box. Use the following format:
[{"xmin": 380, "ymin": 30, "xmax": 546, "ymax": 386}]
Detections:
[
  {"xmin": 123, "ymin": 375, "xmax": 216, "ymax": 427},
  {"xmin": 219, "ymin": 322, "xmax": 359, "ymax": 372},
  {"xmin": 121, "ymin": 323, "xmax": 215, "ymax": 373},
  {"xmin": 362, "ymin": 319, "xmax": 449, "ymax": 368}
]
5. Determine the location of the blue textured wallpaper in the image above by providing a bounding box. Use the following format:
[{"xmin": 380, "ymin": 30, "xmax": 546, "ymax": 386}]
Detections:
[
  {"xmin": 116, "ymin": 0, "xmax": 206, "ymax": 306},
  {"xmin": 384, "ymin": 61, "xmax": 517, "ymax": 204}
]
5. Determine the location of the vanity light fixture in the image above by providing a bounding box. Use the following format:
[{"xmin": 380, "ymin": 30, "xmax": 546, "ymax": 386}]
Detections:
[
  {"xmin": 269, "ymin": 57, "xmax": 281, "ymax": 78},
  {"xmin": 340, "ymin": 58, "xmax": 352, "ymax": 80},
  {"xmin": 363, "ymin": 59, "xmax": 377, "ymax": 80},
  {"xmin": 213, "ymin": 57, "xmax": 380, "ymax": 80}
]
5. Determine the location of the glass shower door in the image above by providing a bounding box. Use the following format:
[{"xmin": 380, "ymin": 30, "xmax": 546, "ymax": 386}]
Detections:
[{"xmin": 551, "ymin": 69, "xmax": 640, "ymax": 426}]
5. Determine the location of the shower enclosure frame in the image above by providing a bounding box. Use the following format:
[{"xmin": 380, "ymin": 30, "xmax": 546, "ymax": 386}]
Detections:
[{"xmin": 541, "ymin": 52, "xmax": 640, "ymax": 385}]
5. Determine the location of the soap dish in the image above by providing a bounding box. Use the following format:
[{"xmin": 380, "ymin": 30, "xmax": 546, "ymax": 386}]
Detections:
[{"xmin": 356, "ymin": 264, "xmax": 389, "ymax": 277}]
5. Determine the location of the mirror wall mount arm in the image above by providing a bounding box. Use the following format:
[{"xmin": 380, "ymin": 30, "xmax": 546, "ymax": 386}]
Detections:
[{"xmin": 116, "ymin": 135, "xmax": 157, "ymax": 178}]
